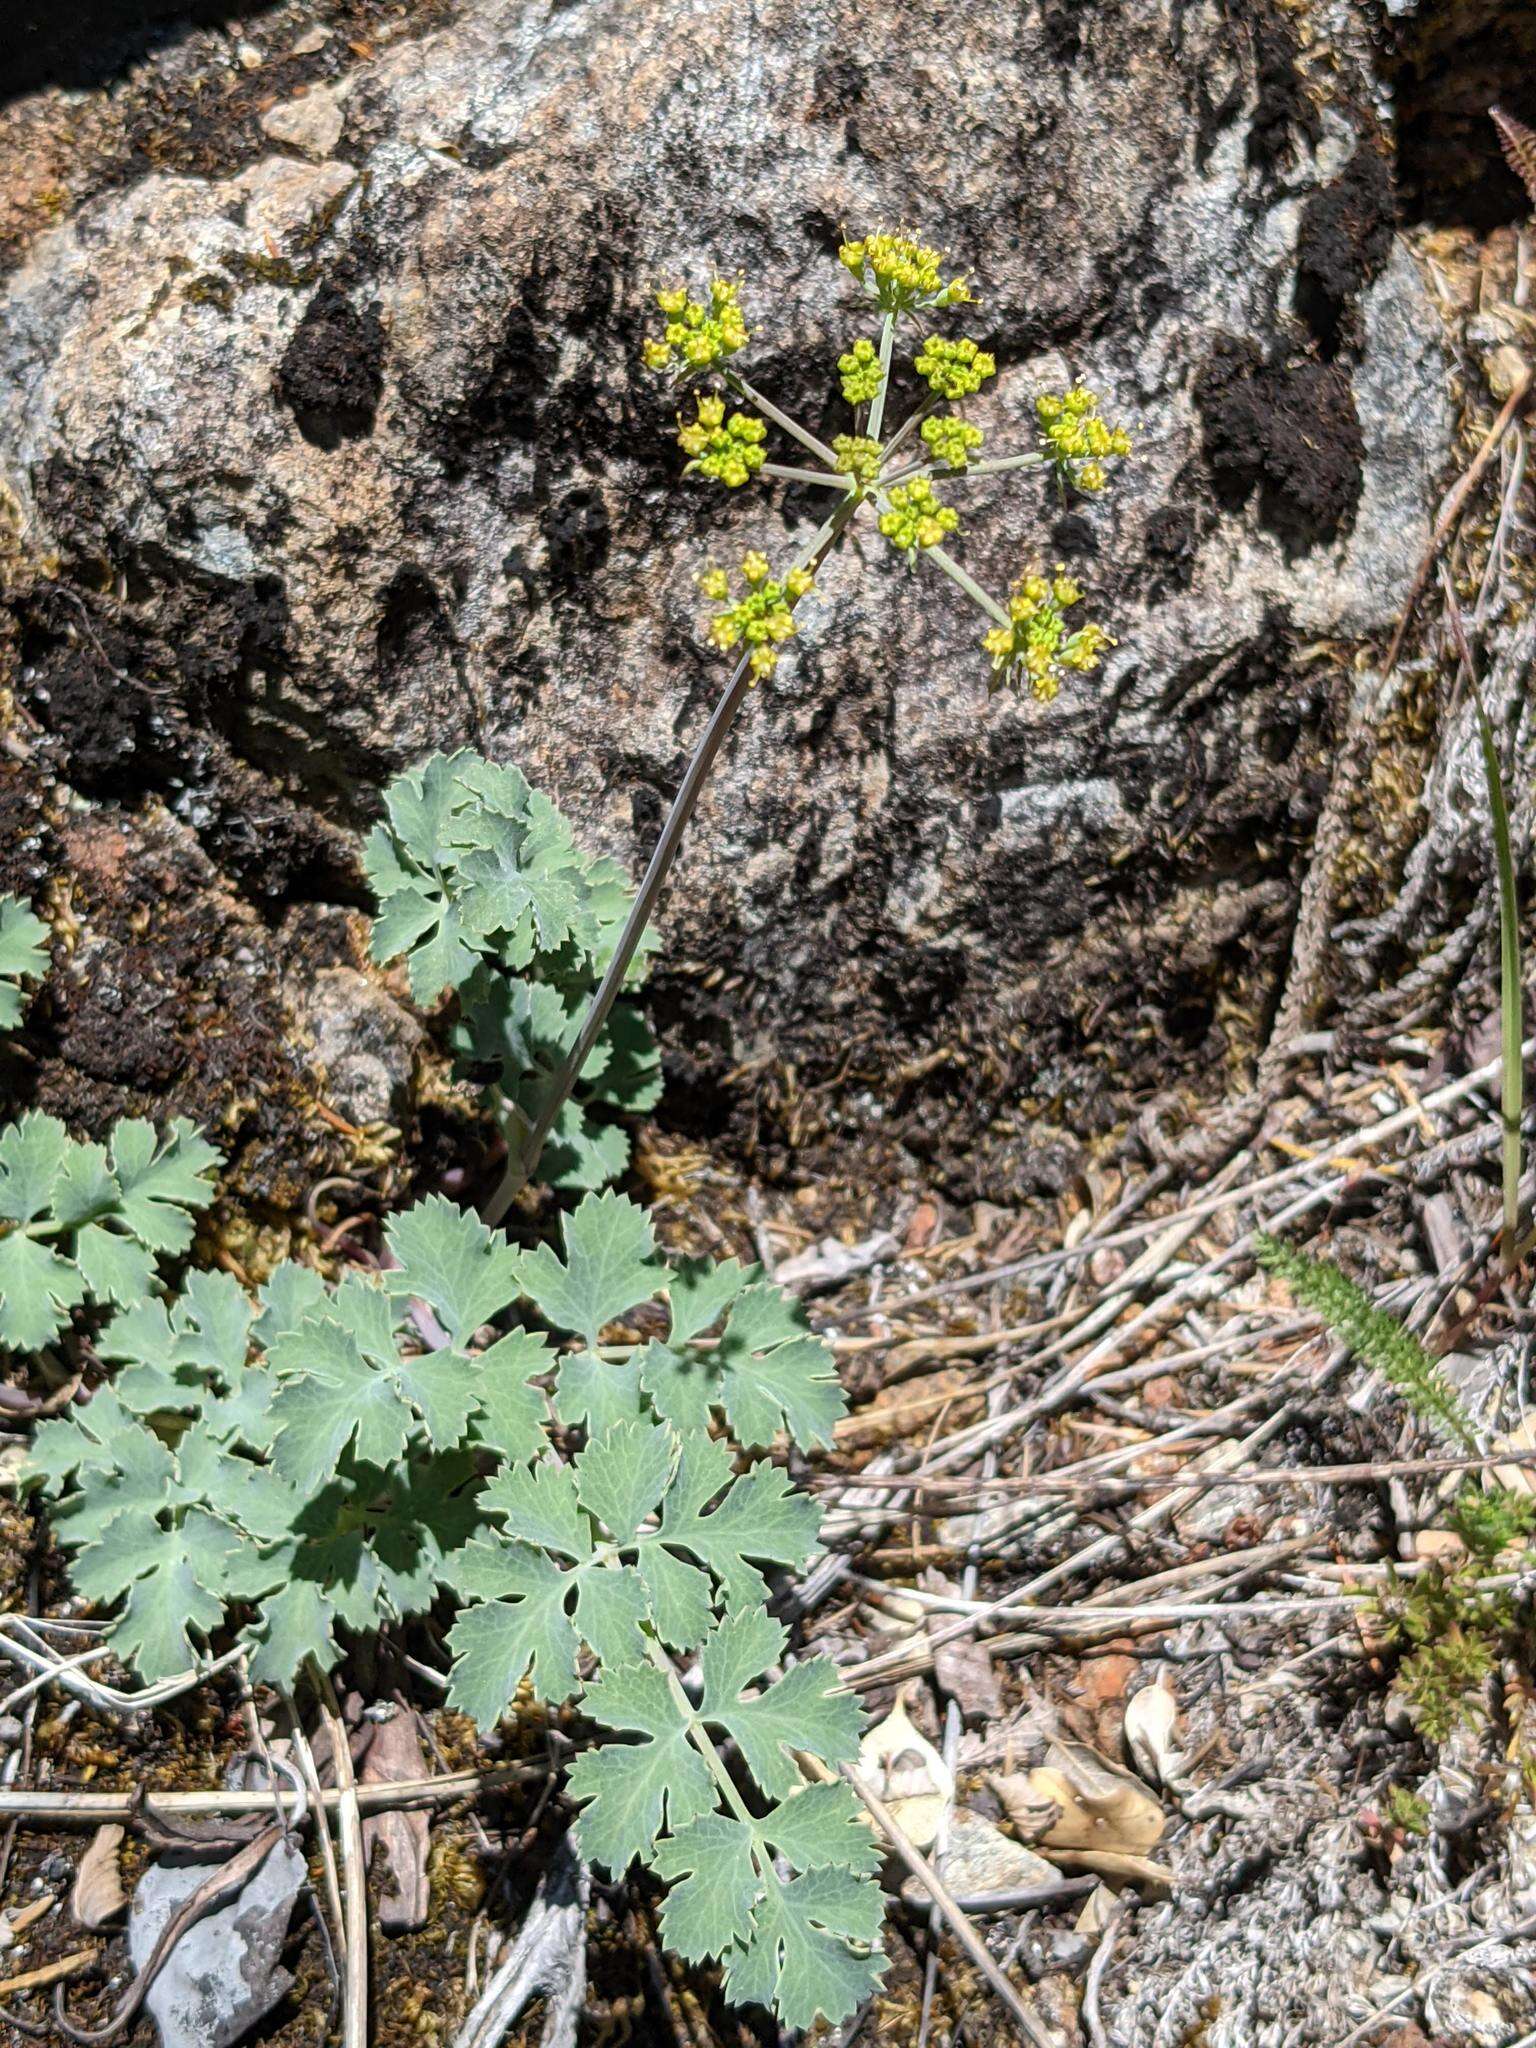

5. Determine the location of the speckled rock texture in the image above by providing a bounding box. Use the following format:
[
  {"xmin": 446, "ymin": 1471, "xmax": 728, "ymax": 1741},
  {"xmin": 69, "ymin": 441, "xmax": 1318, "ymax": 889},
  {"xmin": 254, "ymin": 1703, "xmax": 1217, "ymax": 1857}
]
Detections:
[{"xmin": 0, "ymin": 0, "xmax": 1457, "ymax": 1191}]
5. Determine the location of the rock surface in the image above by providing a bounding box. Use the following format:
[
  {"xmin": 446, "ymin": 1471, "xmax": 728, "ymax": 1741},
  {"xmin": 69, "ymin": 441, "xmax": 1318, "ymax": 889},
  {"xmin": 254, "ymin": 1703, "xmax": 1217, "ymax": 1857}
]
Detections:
[{"xmin": 0, "ymin": 0, "xmax": 1456, "ymax": 1188}]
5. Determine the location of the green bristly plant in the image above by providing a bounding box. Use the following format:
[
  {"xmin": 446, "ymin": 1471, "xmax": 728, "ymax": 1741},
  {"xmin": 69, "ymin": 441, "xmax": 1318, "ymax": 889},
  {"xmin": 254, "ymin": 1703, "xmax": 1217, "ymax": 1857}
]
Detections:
[
  {"xmin": 1255, "ymin": 1233, "xmax": 1473, "ymax": 1448},
  {"xmin": 0, "ymin": 231, "xmax": 1135, "ymax": 2027},
  {"xmin": 1258, "ymin": 1232, "xmax": 1536, "ymax": 1744}
]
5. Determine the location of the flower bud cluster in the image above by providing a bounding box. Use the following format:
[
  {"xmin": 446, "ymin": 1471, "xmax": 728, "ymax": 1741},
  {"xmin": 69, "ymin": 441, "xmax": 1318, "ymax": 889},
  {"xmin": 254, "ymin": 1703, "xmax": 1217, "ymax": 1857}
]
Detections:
[
  {"xmin": 920, "ymin": 414, "xmax": 984, "ymax": 469},
  {"xmin": 832, "ymin": 434, "xmax": 883, "ymax": 483},
  {"xmin": 838, "ymin": 338, "xmax": 883, "ymax": 406},
  {"xmin": 981, "ymin": 569, "xmax": 1112, "ymax": 699},
  {"xmin": 643, "ymin": 279, "xmax": 749, "ymax": 375},
  {"xmin": 913, "ymin": 335, "xmax": 996, "ymax": 400},
  {"xmin": 677, "ymin": 396, "xmax": 767, "ymax": 486},
  {"xmin": 878, "ymin": 478, "xmax": 959, "ymax": 556},
  {"xmin": 1036, "ymin": 387, "xmax": 1132, "ymax": 492},
  {"xmin": 838, "ymin": 233, "xmax": 972, "ymax": 314},
  {"xmin": 698, "ymin": 554, "xmax": 815, "ymax": 680}
]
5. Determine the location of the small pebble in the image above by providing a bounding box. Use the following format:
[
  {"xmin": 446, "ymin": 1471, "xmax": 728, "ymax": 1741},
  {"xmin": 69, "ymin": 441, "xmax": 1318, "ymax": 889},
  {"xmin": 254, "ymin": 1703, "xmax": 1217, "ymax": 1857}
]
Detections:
[{"xmin": 235, "ymin": 42, "xmax": 263, "ymax": 70}]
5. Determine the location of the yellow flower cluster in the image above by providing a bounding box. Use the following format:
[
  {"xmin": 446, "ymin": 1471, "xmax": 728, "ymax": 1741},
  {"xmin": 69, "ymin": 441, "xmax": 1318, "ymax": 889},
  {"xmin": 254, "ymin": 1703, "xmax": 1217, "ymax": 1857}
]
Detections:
[
  {"xmin": 832, "ymin": 434, "xmax": 882, "ymax": 483},
  {"xmin": 981, "ymin": 570, "xmax": 1111, "ymax": 699},
  {"xmin": 676, "ymin": 395, "xmax": 766, "ymax": 486},
  {"xmin": 921, "ymin": 413, "xmax": 984, "ymax": 469},
  {"xmin": 838, "ymin": 337, "xmax": 883, "ymax": 406},
  {"xmin": 1036, "ymin": 387, "xmax": 1132, "ymax": 492},
  {"xmin": 698, "ymin": 553, "xmax": 815, "ymax": 679},
  {"xmin": 878, "ymin": 478, "xmax": 959, "ymax": 556},
  {"xmin": 838, "ymin": 232, "xmax": 973, "ymax": 314},
  {"xmin": 913, "ymin": 334, "xmax": 995, "ymax": 400},
  {"xmin": 643, "ymin": 279, "xmax": 749, "ymax": 375}
]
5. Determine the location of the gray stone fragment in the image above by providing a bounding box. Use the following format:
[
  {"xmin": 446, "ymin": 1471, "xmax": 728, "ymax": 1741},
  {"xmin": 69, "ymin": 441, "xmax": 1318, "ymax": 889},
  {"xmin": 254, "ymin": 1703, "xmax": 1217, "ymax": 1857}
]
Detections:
[
  {"xmin": 128, "ymin": 1835, "xmax": 305, "ymax": 2048},
  {"xmin": 259, "ymin": 85, "xmax": 345, "ymax": 161},
  {"xmin": 298, "ymin": 964, "xmax": 422, "ymax": 1128}
]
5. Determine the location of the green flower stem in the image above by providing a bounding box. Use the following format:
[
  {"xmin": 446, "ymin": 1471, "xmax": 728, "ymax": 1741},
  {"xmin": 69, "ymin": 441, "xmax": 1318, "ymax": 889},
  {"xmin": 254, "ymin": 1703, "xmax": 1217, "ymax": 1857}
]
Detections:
[
  {"xmin": 882, "ymin": 450, "xmax": 1049, "ymax": 490},
  {"xmin": 878, "ymin": 398, "xmax": 935, "ymax": 470},
  {"xmin": 865, "ymin": 314, "xmax": 897, "ymax": 443},
  {"xmin": 923, "ymin": 543, "xmax": 1012, "ymax": 630},
  {"xmin": 484, "ymin": 487, "xmax": 863, "ymax": 1222},
  {"xmin": 953, "ymin": 452, "xmax": 1050, "ymax": 480},
  {"xmin": 726, "ymin": 372, "xmax": 841, "ymax": 471},
  {"xmin": 760, "ymin": 461, "xmax": 848, "ymax": 489}
]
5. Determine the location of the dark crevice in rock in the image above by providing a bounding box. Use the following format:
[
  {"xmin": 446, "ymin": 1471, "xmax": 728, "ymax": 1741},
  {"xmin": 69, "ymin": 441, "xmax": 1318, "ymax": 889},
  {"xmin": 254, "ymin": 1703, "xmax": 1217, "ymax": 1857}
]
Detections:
[
  {"xmin": 276, "ymin": 282, "xmax": 385, "ymax": 447},
  {"xmin": 1195, "ymin": 337, "xmax": 1366, "ymax": 552},
  {"xmin": 14, "ymin": 571, "xmax": 365, "ymax": 910},
  {"xmin": 0, "ymin": 0, "xmax": 286, "ymax": 103},
  {"xmin": 1391, "ymin": 0, "xmax": 1536, "ymax": 229},
  {"xmin": 1296, "ymin": 141, "xmax": 1396, "ymax": 358}
]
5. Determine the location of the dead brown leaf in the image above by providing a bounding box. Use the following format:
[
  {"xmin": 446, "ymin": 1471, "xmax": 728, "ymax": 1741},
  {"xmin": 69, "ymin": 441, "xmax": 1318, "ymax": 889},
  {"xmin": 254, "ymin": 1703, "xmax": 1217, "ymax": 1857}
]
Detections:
[
  {"xmin": 992, "ymin": 1737, "xmax": 1168, "ymax": 1880},
  {"xmin": 71, "ymin": 1825, "xmax": 125, "ymax": 1929},
  {"xmin": 360, "ymin": 1710, "xmax": 431, "ymax": 1932}
]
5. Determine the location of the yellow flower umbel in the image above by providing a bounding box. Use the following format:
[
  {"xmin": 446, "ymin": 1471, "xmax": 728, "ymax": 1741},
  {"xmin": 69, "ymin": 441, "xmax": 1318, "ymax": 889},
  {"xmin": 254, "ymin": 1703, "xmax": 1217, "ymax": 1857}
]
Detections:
[
  {"xmin": 643, "ymin": 278, "xmax": 749, "ymax": 377},
  {"xmin": 982, "ymin": 569, "xmax": 1112, "ymax": 699},
  {"xmin": 677, "ymin": 395, "xmax": 766, "ymax": 487},
  {"xmin": 838, "ymin": 338, "xmax": 883, "ymax": 406},
  {"xmin": 838, "ymin": 232, "xmax": 972, "ymax": 314},
  {"xmin": 913, "ymin": 335, "xmax": 996, "ymax": 401},
  {"xmin": 832, "ymin": 434, "xmax": 882, "ymax": 483},
  {"xmin": 698, "ymin": 554, "xmax": 815, "ymax": 680},
  {"xmin": 878, "ymin": 478, "xmax": 959, "ymax": 557},
  {"xmin": 1036, "ymin": 387, "xmax": 1133, "ymax": 493},
  {"xmin": 920, "ymin": 413, "xmax": 984, "ymax": 470}
]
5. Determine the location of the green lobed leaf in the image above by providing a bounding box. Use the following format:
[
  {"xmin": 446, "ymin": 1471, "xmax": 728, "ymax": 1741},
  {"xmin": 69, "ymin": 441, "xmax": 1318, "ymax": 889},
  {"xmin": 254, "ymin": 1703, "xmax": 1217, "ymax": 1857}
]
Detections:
[
  {"xmin": 651, "ymin": 1815, "xmax": 761, "ymax": 1964},
  {"xmin": 249, "ymin": 1577, "xmax": 340, "ymax": 1686},
  {"xmin": 567, "ymin": 1659, "xmax": 715, "ymax": 1870},
  {"xmin": 0, "ymin": 1228, "xmax": 85, "ymax": 1351},
  {"xmin": 574, "ymin": 1418, "xmax": 674, "ymax": 1545},
  {"xmin": 468, "ymin": 1329, "xmax": 550, "ymax": 1463},
  {"xmin": 515, "ymin": 1189, "xmax": 660, "ymax": 1347},
  {"xmin": 0, "ymin": 896, "xmax": 48, "ymax": 1030},
  {"xmin": 0, "ymin": 1112, "xmax": 73, "ymax": 1224},
  {"xmin": 640, "ymin": 1274, "xmax": 847, "ymax": 1449},
  {"xmin": 656, "ymin": 1431, "xmax": 821, "ymax": 1609},
  {"xmin": 382, "ymin": 1196, "xmax": 522, "ymax": 1345},
  {"xmin": 267, "ymin": 1314, "xmax": 417, "ymax": 1491},
  {"xmin": 107, "ymin": 1119, "xmax": 220, "ymax": 1253},
  {"xmin": 637, "ymin": 1542, "xmax": 714, "ymax": 1652},
  {"xmin": 104, "ymin": 1507, "xmax": 243, "ymax": 1682},
  {"xmin": 553, "ymin": 1349, "xmax": 643, "ymax": 1435},
  {"xmin": 482, "ymin": 1457, "xmax": 591, "ymax": 1561},
  {"xmin": 700, "ymin": 1609, "xmax": 863, "ymax": 1803},
  {"xmin": 724, "ymin": 1865, "xmax": 888, "ymax": 2031},
  {"xmin": 445, "ymin": 1544, "xmax": 582, "ymax": 1723}
]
